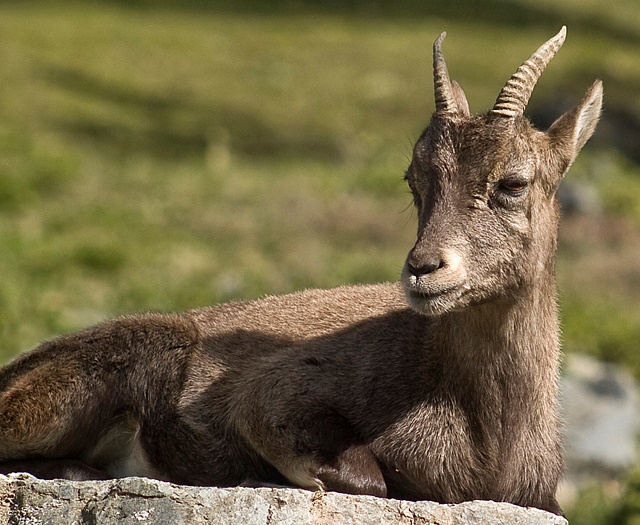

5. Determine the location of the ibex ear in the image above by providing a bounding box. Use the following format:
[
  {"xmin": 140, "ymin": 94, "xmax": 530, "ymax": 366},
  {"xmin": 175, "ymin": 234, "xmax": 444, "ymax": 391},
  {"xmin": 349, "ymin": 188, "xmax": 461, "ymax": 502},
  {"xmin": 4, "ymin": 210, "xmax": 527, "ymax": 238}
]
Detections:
[
  {"xmin": 452, "ymin": 80, "xmax": 470, "ymax": 117},
  {"xmin": 548, "ymin": 80, "xmax": 603, "ymax": 173}
]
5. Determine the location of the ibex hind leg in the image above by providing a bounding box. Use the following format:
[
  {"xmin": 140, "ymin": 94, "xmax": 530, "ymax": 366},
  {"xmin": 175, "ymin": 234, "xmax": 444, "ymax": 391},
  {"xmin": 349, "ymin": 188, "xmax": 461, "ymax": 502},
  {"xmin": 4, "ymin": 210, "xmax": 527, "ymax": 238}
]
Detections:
[
  {"xmin": 0, "ymin": 368, "xmax": 167, "ymax": 481},
  {"xmin": 0, "ymin": 343, "xmax": 113, "ymax": 464},
  {"xmin": 0, "ymin": 359, "xmax": 161, "ymax": 481}
]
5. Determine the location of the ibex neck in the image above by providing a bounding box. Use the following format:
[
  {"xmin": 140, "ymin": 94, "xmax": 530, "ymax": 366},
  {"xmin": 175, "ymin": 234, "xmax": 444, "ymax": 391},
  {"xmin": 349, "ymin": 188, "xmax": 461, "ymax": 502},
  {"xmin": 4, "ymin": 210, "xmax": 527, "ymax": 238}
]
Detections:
[
  {"xmin": 435, "ymin": 277, "xmax": 560, "ymax": 398},
  {"xmin": 420, "ymin": 278, "xmax": 562, "ymax": 502}
]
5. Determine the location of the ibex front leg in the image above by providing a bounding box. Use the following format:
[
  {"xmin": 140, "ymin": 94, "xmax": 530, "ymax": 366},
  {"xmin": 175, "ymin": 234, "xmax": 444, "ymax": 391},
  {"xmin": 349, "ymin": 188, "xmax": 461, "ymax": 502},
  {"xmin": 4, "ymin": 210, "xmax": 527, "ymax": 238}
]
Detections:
[
  {"xmin": 315, "ymin": 442, "xmax": 387, "ymax": 497},
  {"xmin": 232, "ymin": 395, "xmax": 387, "ymax": 497}
]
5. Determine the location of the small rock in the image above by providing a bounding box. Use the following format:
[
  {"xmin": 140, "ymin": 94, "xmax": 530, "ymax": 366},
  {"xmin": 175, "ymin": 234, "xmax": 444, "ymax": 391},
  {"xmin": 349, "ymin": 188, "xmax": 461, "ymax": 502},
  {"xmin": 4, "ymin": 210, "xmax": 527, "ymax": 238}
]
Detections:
[
  {"xmin": 558, "ymin": 180, "xmax": 601, "ymax": 215},
  {"xmin": 559, "ymin": 354, "xmax": 640, "ymax": 503}
]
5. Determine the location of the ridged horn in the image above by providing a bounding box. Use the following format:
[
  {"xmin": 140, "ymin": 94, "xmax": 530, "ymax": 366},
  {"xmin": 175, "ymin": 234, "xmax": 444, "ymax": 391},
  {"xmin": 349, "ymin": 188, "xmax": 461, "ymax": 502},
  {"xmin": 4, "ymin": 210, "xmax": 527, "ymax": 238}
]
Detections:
[
  {"xmin": 491, "ymin": 26, "xmax": 567, "ymax": 118},
  {"xmin": 433, "ymin": 32, "xmax": 458, "ymax": 114}
]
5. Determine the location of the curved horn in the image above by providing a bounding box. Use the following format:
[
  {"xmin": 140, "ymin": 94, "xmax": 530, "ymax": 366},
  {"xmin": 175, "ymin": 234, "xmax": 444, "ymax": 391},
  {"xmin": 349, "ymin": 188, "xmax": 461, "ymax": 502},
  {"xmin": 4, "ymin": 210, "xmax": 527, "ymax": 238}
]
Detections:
[
  {"xmin": 491, "ymin": 26, "xmax": 567, "ymax": 118},
  {"xmin": 433, "ymin": 32, "xmax": 458, "ymax": 114}
]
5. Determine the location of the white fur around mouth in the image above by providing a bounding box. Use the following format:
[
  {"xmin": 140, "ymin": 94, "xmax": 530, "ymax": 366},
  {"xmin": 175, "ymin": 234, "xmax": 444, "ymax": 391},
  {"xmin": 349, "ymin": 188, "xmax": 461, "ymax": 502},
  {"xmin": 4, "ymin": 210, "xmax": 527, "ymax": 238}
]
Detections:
[
  {"xmin": 403, "ymin": 274, "xmax": 460, "ymax": 299},
  {"xmin": 402, "ymin": 273, "xmax": 469, "ymax": 316}
]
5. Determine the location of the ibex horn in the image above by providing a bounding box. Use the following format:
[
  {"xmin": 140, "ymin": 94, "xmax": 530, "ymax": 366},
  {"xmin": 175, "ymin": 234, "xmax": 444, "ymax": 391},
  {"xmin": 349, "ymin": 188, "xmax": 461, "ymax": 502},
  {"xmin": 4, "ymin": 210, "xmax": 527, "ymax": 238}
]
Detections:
[
  {"xmin": 491, "ymin": 26, "xmax": 567, "ymax": 118},
  {"xmin": 433, "ymin": 32, "xmax": 458, "ymax": 114}
]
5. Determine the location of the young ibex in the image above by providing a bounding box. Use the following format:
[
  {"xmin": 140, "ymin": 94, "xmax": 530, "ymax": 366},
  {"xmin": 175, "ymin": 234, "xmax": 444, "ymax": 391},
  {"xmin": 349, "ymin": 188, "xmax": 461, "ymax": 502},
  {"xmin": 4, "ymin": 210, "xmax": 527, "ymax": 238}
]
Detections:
[{"xmin": 0, "ymin": 28, "xmax": 601, "ymax": 515}]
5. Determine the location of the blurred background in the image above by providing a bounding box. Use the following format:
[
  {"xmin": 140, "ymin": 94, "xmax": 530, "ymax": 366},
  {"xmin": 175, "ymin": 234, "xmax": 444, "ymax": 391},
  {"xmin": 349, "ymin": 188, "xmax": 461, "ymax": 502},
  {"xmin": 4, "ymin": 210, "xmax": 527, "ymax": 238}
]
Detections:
[{"xmin": 0, "ymin": 1, "xmax": 639, "ymax": 522}]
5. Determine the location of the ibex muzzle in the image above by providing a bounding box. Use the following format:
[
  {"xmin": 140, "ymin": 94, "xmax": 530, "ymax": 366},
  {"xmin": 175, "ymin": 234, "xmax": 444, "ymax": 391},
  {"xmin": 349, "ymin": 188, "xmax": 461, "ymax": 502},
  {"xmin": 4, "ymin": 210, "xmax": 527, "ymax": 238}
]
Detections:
[{"xmin": 0, "ymin": 28, "xmax": 602, "ymax": 517}]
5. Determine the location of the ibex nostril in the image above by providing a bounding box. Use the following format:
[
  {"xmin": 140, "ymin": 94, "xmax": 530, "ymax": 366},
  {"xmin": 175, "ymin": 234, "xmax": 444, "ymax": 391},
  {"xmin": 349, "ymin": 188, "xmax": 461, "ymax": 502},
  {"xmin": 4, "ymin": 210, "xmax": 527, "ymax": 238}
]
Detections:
[{"xmin": 408, "ymin": 257, "xmax": 444, "ymax": 277}]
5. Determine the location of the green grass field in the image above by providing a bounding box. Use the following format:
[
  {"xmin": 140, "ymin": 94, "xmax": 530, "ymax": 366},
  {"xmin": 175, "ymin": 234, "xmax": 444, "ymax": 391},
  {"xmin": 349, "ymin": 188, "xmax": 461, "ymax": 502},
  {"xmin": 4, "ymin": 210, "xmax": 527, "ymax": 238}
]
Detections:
[{"xmin": 1, "ymin": 2, "xmax": 639, "ymax": 522}]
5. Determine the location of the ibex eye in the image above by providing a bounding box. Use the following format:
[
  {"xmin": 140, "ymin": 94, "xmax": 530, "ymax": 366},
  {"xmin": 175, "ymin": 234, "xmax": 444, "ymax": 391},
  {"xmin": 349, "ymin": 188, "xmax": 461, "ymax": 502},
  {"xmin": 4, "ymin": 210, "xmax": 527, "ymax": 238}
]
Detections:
[
  {"xmin": 404, "ymin": 171, "xmax": 422, "ymax": 206},
  {"xmin": 498, "ymin": 178, "xmax": 529, "ymax": 195}
]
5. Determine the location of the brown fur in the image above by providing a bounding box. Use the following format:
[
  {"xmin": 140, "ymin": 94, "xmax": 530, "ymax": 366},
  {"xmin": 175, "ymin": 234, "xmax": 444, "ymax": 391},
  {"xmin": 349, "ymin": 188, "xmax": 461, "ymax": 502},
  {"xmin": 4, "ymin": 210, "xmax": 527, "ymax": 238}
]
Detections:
[{"xmin": 0, "ymin": 30, "xmax": 602, "ymax": 516}]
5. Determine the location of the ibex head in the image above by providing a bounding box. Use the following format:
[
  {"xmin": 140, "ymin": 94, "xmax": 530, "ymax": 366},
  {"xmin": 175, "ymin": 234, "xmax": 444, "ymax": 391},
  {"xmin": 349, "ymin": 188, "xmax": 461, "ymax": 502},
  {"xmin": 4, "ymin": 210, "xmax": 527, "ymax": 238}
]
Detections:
[{"xmin": 403, "ymin": 27, "xmax": 602, "ymax": 316}]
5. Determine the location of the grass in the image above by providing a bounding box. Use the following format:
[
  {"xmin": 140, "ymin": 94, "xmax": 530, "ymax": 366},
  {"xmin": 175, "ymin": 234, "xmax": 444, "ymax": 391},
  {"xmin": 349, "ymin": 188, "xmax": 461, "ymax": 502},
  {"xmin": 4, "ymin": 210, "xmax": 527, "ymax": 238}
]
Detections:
[
  {"xmin": 0, "ymin": 0, "xmax": 638, "ymax": 364},
  {"xmin": 0, "ymin": 2, "xmax": 429, "ymax": 357},
  {"xmin": 2, "ymin": 1, "xmax": 637, "ymax": 359},
  {"xmin": 0, "ymin": 3, "xmax": 640, "ymax": 521}
]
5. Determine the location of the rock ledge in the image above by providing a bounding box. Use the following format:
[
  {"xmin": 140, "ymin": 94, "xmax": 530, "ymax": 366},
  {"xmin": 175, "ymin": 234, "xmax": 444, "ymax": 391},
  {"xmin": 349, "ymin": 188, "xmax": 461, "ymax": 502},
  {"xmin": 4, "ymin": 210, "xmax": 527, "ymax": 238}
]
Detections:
[{"xmin": 0, "ymin": 474, "xmax": 567, "ymax": 524}]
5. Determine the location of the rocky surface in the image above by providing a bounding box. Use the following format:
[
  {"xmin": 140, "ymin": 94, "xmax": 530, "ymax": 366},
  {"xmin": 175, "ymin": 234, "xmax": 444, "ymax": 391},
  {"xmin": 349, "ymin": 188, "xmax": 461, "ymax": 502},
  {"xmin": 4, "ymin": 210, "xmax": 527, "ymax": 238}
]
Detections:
[{"xmin": 0, "ymin": 474, "xmax": 566, "ymax": 525}]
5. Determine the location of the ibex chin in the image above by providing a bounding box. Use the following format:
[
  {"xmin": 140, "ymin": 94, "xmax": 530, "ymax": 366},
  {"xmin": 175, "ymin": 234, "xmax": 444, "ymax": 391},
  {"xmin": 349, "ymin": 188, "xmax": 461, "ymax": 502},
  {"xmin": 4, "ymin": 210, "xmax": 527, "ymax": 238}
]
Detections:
[{"xmin": 0, "ymin": 27, "xmax": 601, "ymax": 516}]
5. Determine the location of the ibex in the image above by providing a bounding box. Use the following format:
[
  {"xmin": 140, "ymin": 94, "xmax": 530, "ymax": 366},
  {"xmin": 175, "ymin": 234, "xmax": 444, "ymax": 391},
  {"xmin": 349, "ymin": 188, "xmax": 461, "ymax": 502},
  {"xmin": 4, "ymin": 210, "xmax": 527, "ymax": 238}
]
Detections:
[{"xmin": 0, "ymin": 28, "xmax": 601, "ymax": 516}]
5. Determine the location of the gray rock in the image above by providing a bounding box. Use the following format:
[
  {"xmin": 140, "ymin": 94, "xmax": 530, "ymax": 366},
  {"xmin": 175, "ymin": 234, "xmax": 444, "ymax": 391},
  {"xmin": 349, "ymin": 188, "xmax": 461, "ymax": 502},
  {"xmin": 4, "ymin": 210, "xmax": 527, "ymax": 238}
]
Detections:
[
  {"xmin": 557, "ymin": 180, "xmax": 601, "ymax": 215},
  {"xmin": 558, "ymin": 354, "xmax": 640, "ymax": 505},
  {"xmin": 0, "ymin": 474, "xmax": 566, "ymax": 525},
  {"xmin": 562, "ymin": 354, "xmax": 640, "ymax": 476}
]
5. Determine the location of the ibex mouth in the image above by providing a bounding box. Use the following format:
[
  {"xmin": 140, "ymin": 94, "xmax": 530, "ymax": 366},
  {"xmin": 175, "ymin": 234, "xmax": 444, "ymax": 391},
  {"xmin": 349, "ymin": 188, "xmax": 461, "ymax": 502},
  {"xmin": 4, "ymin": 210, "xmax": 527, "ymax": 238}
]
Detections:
[
  {"xmin": 403, "ymin": 278, "xmax": 467, "ymax": 316},
  {"xmin": 407, "ymin": 288, "xmax": 448, "ymax": 300}
]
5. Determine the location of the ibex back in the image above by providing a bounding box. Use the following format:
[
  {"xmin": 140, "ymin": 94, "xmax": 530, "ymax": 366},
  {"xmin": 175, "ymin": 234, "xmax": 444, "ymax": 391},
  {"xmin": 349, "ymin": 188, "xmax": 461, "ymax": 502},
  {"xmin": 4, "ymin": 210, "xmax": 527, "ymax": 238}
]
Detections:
[{"xmin": 0, "ymin": 28, "xmax": 601, "ymax": 516}]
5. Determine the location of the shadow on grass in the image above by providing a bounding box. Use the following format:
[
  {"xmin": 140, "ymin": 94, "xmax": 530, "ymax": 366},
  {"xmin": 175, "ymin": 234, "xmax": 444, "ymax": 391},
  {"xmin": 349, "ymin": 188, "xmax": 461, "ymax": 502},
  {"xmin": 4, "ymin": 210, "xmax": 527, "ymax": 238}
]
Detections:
[
  {"xmin": 43, "ymin": 62, "xmax": 640, "ymax": 167},
  {"xmin": 96, "ymin": 0, "xmax": 640, "ymax": 44},
  {"xmin": 42, "ymin": 66, "xmax": 345, "ymax": 162}
]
